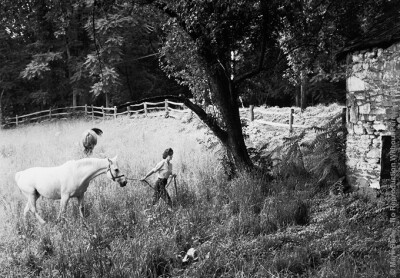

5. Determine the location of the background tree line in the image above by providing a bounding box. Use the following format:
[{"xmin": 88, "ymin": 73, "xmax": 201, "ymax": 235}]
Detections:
[{"xmin": 0, "ymin": 0, "xmax": 396, "ymax": 169}]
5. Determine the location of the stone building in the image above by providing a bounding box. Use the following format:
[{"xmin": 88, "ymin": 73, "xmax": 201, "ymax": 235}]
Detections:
[{"xmin": 338, "ymin": 10, "xmax": 400, "ymax": 190}]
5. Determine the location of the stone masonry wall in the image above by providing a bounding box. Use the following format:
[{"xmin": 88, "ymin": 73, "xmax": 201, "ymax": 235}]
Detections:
[{"xmin": 346, "ymin": 42, "xmax": 400, "ymax": 189}]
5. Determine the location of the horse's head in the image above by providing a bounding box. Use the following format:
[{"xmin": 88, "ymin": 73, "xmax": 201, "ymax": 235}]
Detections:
[{"xmin": 106, "ymin": 156, "xmax": 127, "ymax": 187}]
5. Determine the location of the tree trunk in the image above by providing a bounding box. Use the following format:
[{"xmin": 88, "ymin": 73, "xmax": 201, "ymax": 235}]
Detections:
[
  {"xmin": 105, "ymin": 92, "xmax": 110, "ymax": 108},
  {"xmin": 0, "ymin": 90, "xmax": 3, "ymax": 128},
  {"xmin": 181, "ymin": 70, "xmax": 253, "ymax": 171},
  {"xmin": 124, "ymin": 65, "xmax": 134, "ymax": 99},
  {"xmin": 72, "ymin": 90, "xmax": 77, "ymax": 107},
  {"xmin": 295, "ymin": 89, "xmax": 300, "ymax": 107},
  {"xmin": 209, "ymin": 69, "xmax": 253, "ymax": 170},
  {"xmin": 65, "ymin": 38, "xmax": 77, "ymax": 107},
  {"xmin": 300, "ymin": 70, "xmax": 307, "ymax": 111}
]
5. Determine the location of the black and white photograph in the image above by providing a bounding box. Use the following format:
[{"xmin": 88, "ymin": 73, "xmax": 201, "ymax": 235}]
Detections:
[{"xmin": 0, "ymin": 0, "xmax": 399, "ymax": 277}]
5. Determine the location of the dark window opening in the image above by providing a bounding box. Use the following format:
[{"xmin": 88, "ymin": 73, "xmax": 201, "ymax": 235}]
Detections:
[{"xmin": 381, "ymin": 135, "xmax": 391, "ymax": 182}]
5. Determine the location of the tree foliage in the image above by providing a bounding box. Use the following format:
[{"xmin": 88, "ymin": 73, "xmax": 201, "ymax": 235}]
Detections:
[
  {"xmin": 278, "ymin": 0, "xmax": 393, "ymax": 106},
  {"xmin": 0, "ymin": 0, "xmax": 394, "ymax": 113},
  {"xmin": 0, "ymin": 0, "xmax": 185, "ymax": 115}
]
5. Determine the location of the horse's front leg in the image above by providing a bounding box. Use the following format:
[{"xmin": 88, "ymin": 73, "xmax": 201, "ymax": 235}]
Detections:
[
  {"xmin": 57, "ymin": 195, "xmax": 70, "ymax": 221},
  {"xmin": 77, "ymin": 195, "xmax": 85, "ymax": 218}
]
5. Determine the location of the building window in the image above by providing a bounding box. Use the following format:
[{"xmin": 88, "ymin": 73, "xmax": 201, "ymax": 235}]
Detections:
[{"xmin": 381, "ymin": 135, "xmax": 391, "ymax": 186}]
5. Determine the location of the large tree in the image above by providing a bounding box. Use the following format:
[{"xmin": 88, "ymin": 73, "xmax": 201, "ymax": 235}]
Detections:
[
  {"xmin": 143, "ymin": 0, "xmax": 285, "ymax": 170},
  {"xmin": 145, "ymin": 0, "xmax": 395, "ymax": 169}
]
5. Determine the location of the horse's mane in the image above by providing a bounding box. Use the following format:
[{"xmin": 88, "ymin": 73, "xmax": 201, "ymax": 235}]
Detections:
[{"xmin": 76, "ymin": 157, "xmax": 106, "ymax": 166}]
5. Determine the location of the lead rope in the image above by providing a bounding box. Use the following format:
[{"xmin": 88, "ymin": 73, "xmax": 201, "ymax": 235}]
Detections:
[{"xmin": 125, "ymin": 177, "xmax": 155, "ymax": 190}]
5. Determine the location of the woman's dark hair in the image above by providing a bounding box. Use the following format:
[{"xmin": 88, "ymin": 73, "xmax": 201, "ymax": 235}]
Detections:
[{"xmin": 162, "ymin": 148, "xmax": 174, "ymax": 159}]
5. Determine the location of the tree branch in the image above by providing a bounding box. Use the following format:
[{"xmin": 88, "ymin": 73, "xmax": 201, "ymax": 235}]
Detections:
[
  {"xmin": 177, "ymin": 94, "xmax": 228, "ymax": 142},
  {"xmin": 147, "ymin": 1, "xmax": 202, "ymax": 43}
]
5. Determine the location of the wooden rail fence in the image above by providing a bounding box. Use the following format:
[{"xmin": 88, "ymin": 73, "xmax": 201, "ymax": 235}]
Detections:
[
  {"xmin": 246, "ymin": 106, "xmax": 346, "ymax": 132},
  {"xmin": 1, "ymin": 99, "xmax": 188, "ymax": 127},
  {"xmin": 1, "ymin": 100, "xmax": 346, "ymax": 132}
]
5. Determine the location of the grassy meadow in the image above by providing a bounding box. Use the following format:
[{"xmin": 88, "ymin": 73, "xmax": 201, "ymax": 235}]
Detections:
[{"xmin": 0, "ymin": 112, "xmax": 397, "ymax": 277}]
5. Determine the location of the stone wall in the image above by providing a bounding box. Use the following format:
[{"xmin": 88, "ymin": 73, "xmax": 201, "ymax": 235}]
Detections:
[{"xmin": 346, "ymin": 42, "xmax": 400, "ymax": 189}]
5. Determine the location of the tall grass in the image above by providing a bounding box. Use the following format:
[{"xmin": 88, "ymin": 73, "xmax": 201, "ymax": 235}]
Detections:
[
  {"xmin": 0, "ymin": 116, "xmax": 223, "ymax": 277},
  {"xmin": 0, "ymin": 113, "xmax": 396, "ymax": 277}
]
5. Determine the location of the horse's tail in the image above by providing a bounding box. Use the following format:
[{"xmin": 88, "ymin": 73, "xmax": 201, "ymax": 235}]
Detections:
[
  {"xmin": 91, "ymin": 128, "xmax": 103, "ymax": 136},
  {"xmin": 15, "ymin": 171, "xmax": 21, "ymax": 184},
  {"xmin": 15, "ymin": 172, "xmax": 23, "ymax": 194}
]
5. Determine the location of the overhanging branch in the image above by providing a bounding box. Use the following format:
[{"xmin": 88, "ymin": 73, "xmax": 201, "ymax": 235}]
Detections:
[{"xmin": 177, "ymin": 95, "xmax": 228, "ymax": 142}]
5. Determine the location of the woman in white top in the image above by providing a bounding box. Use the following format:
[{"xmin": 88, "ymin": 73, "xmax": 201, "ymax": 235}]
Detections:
[{"xmin": 141, "ymin": 148, "xmax": 175, "ymax": 207}]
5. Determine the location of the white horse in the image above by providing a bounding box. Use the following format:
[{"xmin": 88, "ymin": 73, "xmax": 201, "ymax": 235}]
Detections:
[
  {"xmin": 15, "ymin": 156, "xmax": 127, "ymax": 224},
  {"xmin": 82, "ymin": 128, "xmax": 103, "ymax": 155}
]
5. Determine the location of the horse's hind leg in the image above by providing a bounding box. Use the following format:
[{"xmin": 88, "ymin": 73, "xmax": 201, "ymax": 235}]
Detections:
[
  {"xmin": 28, "ymin": 192, "xmax": 46, "ymax": 224},
  {"xmin": 24, "ymin": 202, "xmax": 30, "ymax": 216},
  {"xmin": 77, "ymin": 195, "xmax": 85, "ymax": 218},
  {"xmin": 23, "ymin": 202, "xmax": 30, "ymax": 224}
]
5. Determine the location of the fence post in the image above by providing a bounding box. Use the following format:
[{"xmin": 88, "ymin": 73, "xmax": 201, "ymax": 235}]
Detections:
[
  {"xmin": 289, "ymin": 108, "xmax": 294, "ymax": 133},
  {"xmin": 165, "ymin": 99, "xmax": 169, "ymax": 117},
  {"xmin": 85, "ymin": 104, "xmax": 88, "ymax": 116},
  {"xmin": 127, "ymin": 106, "xmax": 131, "ymax": 117},
  {"xmin": 49, "ymin": 107, "xmax": 52, "ymax": 120},
  {"xmin": 114, "ymin": 106, "xmax": 117, "ymax": 119},
  {"xmin": 144, "ymin": 102, "xmax": 147, "ymax": 116},
  {"xmin": 16, "ymin": 115, "xmax": 18, "ymax": 126},
  {"xmin": 91, "ymin": 105, "xmax": 94, "ymax": 121},
  {"xmin": 249, "ymin": 105, "xmax": 254, "ymax": 121},
  {"xmin": 101, "ymin": 106, "xmax": 104, "ymax": 120}
]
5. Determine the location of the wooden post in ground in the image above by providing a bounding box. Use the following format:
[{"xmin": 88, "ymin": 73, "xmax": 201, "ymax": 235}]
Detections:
[
  {"xmin": 114, "ymin": 106, "xmax": 117, "ymax": 119},
  {"xmin": 165, "ymin": 99, "xmax": 169, "ymax": 117},
  {"xmin": 16, "ymin": 115, "xmax": 18, "ymax": 126},
  {"xmin": 49, "ymin": 108, "xmax": 52, "ymax": 120},
  {"xmin": 101, "ymin": 106, "xmax": 104, "ymax": 120},
  {"xmin": 85, "ymin": 104, "xmax": 88, "ymax": 116},
  {"xmin": 91, "ymin": 105, "xmax": 94, "ymax": 121},
  {"xmin": 249, "ymin": 105, "xmax": 254, "ymax": 121},
  {"xmin": 127, "ymin": 106, "xmax": 131, "ymax": 117},
  {"xmin": 289, "ymin": 108, "xmax": 294, "ymax": 133},
  {"xmin": 144, "ymin": 102, "xmax": 147, "ymax": 116}
]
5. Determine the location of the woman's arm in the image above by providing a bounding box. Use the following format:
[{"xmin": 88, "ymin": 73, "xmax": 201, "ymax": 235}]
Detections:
[
  {"xmin": 141, "ymin": 160, "xmax": 164, "ymax": 180},
  {"xmin": 141, "ymin": 169, "xmax": 154, "ymax": 180}
]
